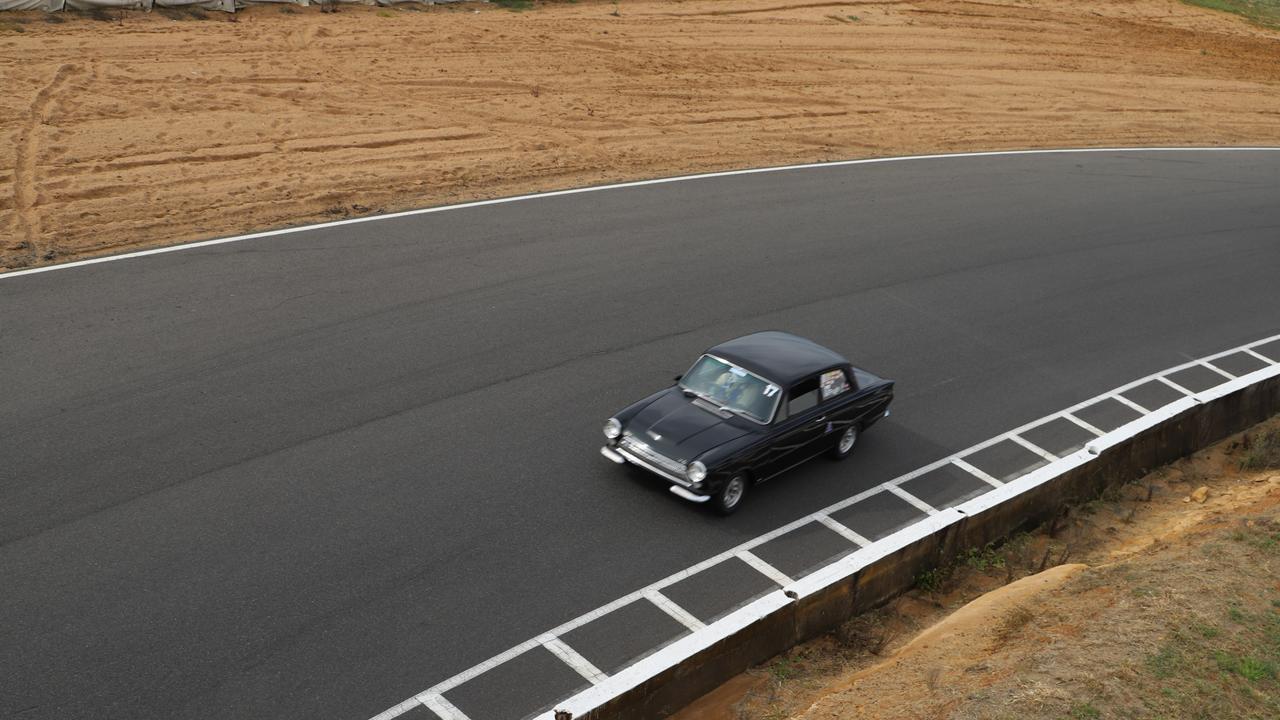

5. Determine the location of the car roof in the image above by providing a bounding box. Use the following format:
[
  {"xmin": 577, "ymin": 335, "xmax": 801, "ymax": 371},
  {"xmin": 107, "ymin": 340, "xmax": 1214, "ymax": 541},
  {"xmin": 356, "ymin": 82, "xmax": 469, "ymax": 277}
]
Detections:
[{"xmin": 706, "ymin": 331, "xmax": 849, "ymax": 386}]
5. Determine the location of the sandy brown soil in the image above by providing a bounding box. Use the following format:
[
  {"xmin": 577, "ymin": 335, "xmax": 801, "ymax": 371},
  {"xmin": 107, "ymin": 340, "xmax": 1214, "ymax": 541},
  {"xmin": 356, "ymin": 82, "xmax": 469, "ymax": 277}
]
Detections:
[
  {"xmin": 676, "ymin": 417, "xmax": 1280, "ymax": 720},
  {"xmin": 1, "ymin": 0, "xmax": 1278, "ymax": 271}
]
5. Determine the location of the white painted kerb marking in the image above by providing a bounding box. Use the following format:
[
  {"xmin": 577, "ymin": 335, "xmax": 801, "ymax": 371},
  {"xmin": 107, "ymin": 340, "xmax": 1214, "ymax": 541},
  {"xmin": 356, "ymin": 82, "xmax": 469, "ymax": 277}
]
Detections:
[
  {"xmin": 886, "ymin": 485, "xmax": 937, "ymax": 515},
  {"xmin": 1158, "ymin": 375, "xmax": 1195, "ymax": 396},
  {"xmin": 814, "ymin": 514, "xmax": 871, "ymax": 547},
  {"xmin": 4, "ymin": 147, "xmax": 1277, "ymax": 281},
  {"xmin": 1007, "ymin": 434, "xmax": 1059, "ymax": 463},
  {"xmin": 644, "ymin": 590, "xmax": 705, "ymax": 633},
  {"xmin": 1060, "ymin": 413, "xmax": 1105, "ymax": 437},
  {"xmin": 952, "ymin": 458, "xmax": 1003, "ymax": 488},
  {"xmin": 1244, "ymin": 348, "xmax": 1277, "ymax": 364},
  {"xmin": 541, "ymin": 636, "xmax": 608, "ymax": 684},
  {"xmin": 382, "ymin": 330, "xmax": 1280, "ymax": 720},
  {"xmin": 1201, "ymin": 360, "xmax": 1237, "ymax": 380},
  {"xmin": 737, "ymin": 550, "xmax": 793, "ymax": 588},
  {"xmin": 541, "ymin": 347, "xmax": 1280, "ymax": 720},
  {"xmin": 418, "ymin": 694, "xmax": 466, "ymax": 720},
  {"xmin": 1109, "ymin": 392, "xmax": 1150, "ymax": 415}
]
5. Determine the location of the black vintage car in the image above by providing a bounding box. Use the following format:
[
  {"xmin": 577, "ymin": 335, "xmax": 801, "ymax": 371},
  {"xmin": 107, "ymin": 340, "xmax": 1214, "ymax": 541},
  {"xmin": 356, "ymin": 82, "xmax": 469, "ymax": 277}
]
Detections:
[{"xmin": 601, "ymin": 331, "xmax": 894, "ymax": 515}]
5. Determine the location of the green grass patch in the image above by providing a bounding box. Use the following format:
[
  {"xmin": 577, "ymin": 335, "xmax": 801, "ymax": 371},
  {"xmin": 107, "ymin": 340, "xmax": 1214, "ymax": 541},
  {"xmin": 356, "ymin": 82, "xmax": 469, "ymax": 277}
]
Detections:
[
  {"xmin": 1181, "ymin": 0, "xmax": 1280, "ymax": 29},
  {"xmin": 1068, "ymin": 703, "xmax": 1102, "ymax": 720},
  {"xmin": 1144, "ymin": 592, "xmax": 1280, "ymax": 717},
  {"xmin": 1239, "ymin": 427, "xmax": 1280, "ymax": 470},
  {"xmin": 915, "ymin": 567, "xmax": 944, "ymax": 593},
  {"xmin": 1194, "ymin": 623, "xmax": 1222, "ymax": 639},
  {"xmin": 494, "ymin": 0, "xmax": 535, "ymax": 9},
  {"xmin": 770, "ymin": 657, "xmax": 795, "ymax": 681},
  {"xmin": 961, "ymin": 544, "xmax": 1007, "ymax": 572},
  {"xmin": 1147, "ymin": 642, "xmax": 1188, "ymax": 678}
]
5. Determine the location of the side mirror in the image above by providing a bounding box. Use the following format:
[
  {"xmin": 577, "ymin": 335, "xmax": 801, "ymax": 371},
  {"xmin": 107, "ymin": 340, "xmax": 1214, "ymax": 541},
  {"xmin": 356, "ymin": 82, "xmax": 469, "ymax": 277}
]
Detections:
[{"xmin": 673, "ymin": 374, "xmax": 683, "ymax": 382}]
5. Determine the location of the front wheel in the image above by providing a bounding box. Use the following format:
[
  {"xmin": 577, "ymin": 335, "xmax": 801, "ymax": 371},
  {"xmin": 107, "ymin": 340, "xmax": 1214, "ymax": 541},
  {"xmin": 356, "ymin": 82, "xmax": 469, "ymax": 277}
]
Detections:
[
  {"xmin": 712, "ymin": 473, "xmax": 748, "ymax": 516},
  {"xmin": 829, "ymin": 425, "xmax": 858, "ymax": 460}
]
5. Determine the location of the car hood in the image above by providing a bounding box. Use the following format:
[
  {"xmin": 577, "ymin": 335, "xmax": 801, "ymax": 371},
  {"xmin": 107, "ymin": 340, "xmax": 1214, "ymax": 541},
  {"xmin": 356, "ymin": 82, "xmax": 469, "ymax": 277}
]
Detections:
[{"xmin": 624, "ymin": 389, "xmax": 754, "ymax": 463}]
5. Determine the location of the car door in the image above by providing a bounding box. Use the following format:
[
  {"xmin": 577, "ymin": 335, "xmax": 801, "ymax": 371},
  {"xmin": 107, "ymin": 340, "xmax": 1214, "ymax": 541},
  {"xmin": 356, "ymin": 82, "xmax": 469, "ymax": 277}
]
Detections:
[
  {"xmin": 757, "ymin": 375, "xmax": 828, "ymax": 479},
  {"xmin": 817, "ymin": 366, "xmax": 859, "ymax": 437},
  {"xmin": 824, "ymin": 366, "xmax": 893, "ymax": 435}
]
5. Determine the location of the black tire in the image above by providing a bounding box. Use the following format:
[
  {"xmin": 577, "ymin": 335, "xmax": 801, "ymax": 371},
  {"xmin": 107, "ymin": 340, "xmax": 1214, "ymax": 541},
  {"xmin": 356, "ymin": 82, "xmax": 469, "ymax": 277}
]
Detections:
[
  {"xmin": 712, "ymin": 473, "xmax": 749, "ymax": 516},
  {"xmin": 829, "ymin": 425, "xmax": 858, "ymax": 460}
]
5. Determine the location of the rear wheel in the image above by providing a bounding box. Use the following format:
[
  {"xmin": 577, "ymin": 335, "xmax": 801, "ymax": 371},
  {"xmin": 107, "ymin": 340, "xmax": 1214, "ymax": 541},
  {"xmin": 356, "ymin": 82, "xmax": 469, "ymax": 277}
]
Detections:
[
  {"xmin": 712, "ymin": 473, "xmax": 748, "ymax": 516},
  {"xmin": 829, "ymin": 425, "xmax": 858, "ymax": 460}
]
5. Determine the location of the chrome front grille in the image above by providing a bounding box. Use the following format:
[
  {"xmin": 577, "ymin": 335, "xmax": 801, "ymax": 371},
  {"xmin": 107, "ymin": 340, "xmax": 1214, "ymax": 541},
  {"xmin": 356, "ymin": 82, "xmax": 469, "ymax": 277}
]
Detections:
[{"xmin": 619, "ymin": 436, "xmax": 688, "ymax": 481}]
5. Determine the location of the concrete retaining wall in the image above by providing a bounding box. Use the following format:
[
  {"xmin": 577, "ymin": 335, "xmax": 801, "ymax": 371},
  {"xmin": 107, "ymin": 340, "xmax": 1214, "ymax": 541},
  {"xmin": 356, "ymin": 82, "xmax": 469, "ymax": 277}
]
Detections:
[{"xmin": 562, "ymin": 365, "xmax": 1280, "ymax": 720}]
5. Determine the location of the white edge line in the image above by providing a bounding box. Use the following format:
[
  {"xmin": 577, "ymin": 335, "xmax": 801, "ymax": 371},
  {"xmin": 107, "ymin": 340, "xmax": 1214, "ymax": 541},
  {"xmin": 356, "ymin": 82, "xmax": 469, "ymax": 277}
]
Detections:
[
  {"xmin": 1006, "ymin": 434, "xmax": 1059, "ymax": 464},
  {"xmin": 541, "ymin": 636, "xmax": 608, "ymax": 684},
  {"xmin": 813, "ymin": 513, "xmax": 871, "ymax": 547},
  {"xmin": 951, "ymin": 458, "xmax": 1004, "ymax": 488},
  {"xmin": 6, "ymin": 147, "xmax": 1279, "ymax": 281},
  {"xmin": 426, "ymin": 638, "xmax": 543, "ymax": 695},
  {"xmin": 370, "ymin": 330, "xmax": 1280, "ymax": 720},
  {"xmin": 736, "ymin": 550, "xmax": 794, "ymax": 588}
]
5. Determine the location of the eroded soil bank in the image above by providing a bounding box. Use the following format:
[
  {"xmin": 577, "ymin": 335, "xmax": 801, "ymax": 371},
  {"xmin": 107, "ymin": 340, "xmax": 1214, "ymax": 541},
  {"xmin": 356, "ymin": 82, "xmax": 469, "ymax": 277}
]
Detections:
[
  {"xmin": 2, "ymin": 0, "xmax": 1279, "ymax": 271},
  {"xmin": 677, "ymin": 417, "xmax": 1280, "ymax": 720}
]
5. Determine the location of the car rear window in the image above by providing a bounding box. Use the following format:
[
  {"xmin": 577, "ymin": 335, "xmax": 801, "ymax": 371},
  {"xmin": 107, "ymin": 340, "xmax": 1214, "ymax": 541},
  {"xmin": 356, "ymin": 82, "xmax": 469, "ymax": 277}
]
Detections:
[{"xmin": 820, "ymin": 368, "xmax": 850, "ymax": 400}]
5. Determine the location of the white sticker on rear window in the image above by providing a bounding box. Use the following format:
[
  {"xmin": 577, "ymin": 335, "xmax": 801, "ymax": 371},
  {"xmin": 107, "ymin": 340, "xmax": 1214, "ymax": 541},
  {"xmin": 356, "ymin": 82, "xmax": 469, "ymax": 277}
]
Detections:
[
  {"xmin": 820, "ymin": 369, "xmax": 850, "ymax": 400},
  {"xmin": 763, "ymin": 384, "xmax": 779, "ymax": 397}
]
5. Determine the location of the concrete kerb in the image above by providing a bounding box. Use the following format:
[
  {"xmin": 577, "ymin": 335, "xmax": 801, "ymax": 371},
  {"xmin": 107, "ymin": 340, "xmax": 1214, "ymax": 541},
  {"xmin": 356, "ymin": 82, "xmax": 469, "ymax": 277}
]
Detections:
[{"xmin": 545, "ymin": 362, "xmax": 1280, "ymax": 720}]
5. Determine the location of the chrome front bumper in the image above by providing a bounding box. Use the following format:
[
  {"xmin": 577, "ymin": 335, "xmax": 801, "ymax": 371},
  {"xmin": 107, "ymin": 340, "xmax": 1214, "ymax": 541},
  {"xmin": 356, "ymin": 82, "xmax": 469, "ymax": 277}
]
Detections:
[{"xmin": 600, "ymin": 445, "xmax": 711, "ymax": 504}]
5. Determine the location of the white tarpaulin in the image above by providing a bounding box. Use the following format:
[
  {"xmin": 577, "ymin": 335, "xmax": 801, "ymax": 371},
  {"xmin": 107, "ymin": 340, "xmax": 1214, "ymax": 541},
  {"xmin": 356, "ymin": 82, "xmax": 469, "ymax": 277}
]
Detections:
[
  {"xmin": 154, "ymin": 0, "xmax": 233, "ymax": 9},
  {"xmin": 63, "ymin": 0, "xmax": 147, "ymax": 9},
  {"xmin": 2, "ymin": 0, "xmax": 455, "ymax": 11},
  {"xmin": 0, "ymin": 0, "xmax": 63, "ymax": 9}
]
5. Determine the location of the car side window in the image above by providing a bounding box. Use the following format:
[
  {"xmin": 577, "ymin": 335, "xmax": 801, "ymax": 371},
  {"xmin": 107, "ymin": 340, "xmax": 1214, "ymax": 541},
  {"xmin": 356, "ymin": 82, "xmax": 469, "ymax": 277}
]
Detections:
[
  {"xmin": 787, "ymin": 377, "xmax": 820, "ymax": 416},
  {"xmin": 820, "ymin": 368, "xmax": 850, "ymax": 401}
]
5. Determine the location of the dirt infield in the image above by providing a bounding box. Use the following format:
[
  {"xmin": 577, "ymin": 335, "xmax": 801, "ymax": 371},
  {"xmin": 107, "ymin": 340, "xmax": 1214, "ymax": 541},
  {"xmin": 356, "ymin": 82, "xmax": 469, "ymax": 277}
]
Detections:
[{"xmin": 2, "ymin": 0, "xmax": 1278, "ymax": 271}]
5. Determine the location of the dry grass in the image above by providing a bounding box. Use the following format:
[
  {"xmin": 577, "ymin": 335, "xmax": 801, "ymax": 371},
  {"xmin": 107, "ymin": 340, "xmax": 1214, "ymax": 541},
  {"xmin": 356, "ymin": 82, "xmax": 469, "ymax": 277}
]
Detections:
[{"xmin": 677, "ymin": 414, "xmax": 1280, "ymax": 720}]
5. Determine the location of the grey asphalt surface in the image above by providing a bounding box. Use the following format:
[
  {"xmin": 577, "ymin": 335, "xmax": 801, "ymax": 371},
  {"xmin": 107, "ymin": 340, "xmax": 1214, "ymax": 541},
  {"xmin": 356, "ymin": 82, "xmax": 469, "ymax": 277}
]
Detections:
[{"xmin": 2, "ymin": 150, "xmax": 1278, "ymax": 720}]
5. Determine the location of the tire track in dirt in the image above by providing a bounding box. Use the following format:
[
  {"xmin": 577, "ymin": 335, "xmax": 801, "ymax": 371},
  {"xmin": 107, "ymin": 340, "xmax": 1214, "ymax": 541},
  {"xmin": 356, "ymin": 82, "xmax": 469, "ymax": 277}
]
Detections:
[
  {"xmin": 11, "ymin": 63, "xmax": 78, "ymax": 266},
  {"xmin": 667, "ymin": 0, "xmax": 908, "ymax": 16}
]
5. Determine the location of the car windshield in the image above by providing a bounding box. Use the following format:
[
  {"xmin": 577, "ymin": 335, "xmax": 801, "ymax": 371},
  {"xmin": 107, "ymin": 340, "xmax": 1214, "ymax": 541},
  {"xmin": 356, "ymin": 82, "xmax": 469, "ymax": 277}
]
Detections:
[{"xmin": 680, "ymin": 355, "xmax": 781, "ymax": 424}]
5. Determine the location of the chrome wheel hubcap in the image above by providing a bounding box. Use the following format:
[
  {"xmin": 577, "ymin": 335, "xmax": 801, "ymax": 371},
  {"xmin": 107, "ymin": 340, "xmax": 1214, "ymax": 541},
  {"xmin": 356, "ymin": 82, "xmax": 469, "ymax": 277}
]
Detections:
[
  {"xmin": 839, "ymin": 427, "xmax": 857, "ymax": 454},
  {"xmin": 723, "ymin": 477, "xmax": 744, "ymax": 508}
]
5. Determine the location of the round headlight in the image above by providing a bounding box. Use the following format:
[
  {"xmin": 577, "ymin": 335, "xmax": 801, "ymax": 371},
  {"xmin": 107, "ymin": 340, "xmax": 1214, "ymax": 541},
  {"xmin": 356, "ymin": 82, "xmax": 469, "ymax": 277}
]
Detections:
[
  {"xmin": 687, "ymin": 461, "xmax": 707, "ymax": 484},
  {"xmin": 604, "ymin": 418, "xmax": 622, "ymax": 439}
]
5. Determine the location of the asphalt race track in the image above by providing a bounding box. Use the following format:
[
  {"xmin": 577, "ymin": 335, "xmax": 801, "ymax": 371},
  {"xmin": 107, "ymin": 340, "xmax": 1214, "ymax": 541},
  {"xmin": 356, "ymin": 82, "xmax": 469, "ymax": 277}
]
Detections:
[{"xmin": 3, "ymin": 149, "xmax": 1279, "ymax": 720}]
